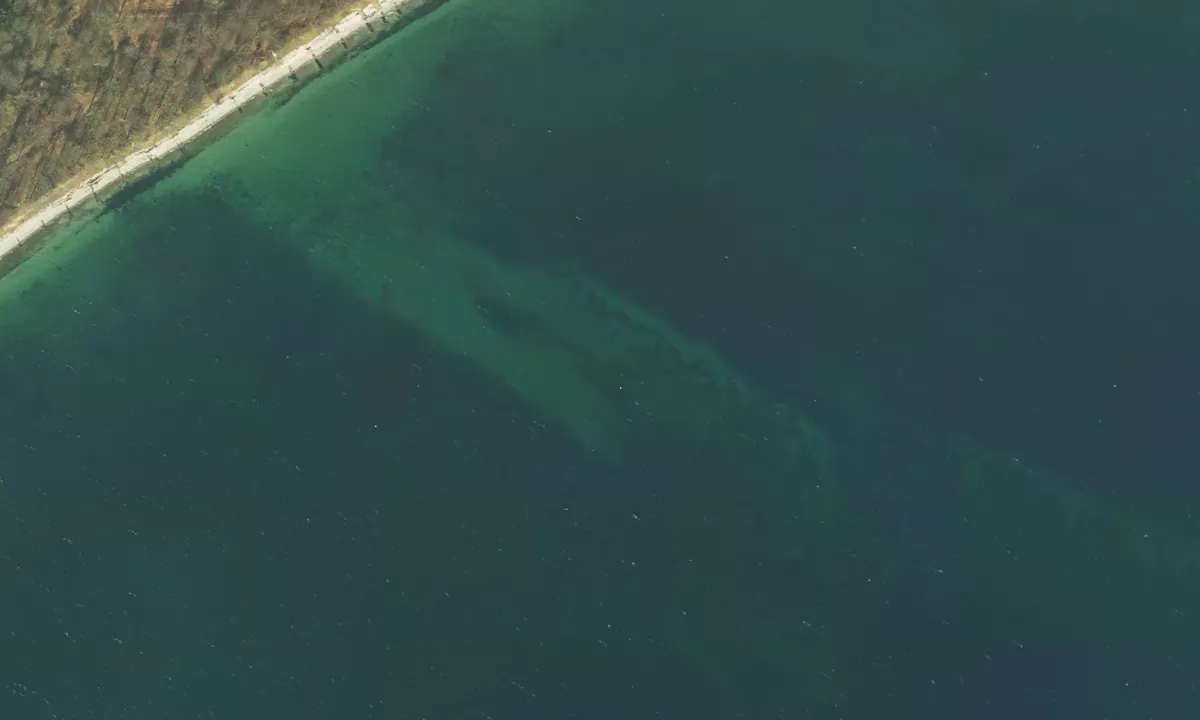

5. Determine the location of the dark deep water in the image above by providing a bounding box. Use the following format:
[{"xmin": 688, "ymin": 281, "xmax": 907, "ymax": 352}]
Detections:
[{"xmin": 1, "ymin": 0, "xmax": 1199, "ymax": 717}]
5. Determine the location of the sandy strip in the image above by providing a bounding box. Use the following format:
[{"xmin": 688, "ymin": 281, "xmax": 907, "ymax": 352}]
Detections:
[{"xmin": 0, "ymin": 0, "xmax": 425, "ymax": 268}]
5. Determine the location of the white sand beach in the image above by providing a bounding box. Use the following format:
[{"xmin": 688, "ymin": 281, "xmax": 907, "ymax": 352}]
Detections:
[{"xmin": 0, "ymin": 0, "xmax": 427, "ymax": 270}]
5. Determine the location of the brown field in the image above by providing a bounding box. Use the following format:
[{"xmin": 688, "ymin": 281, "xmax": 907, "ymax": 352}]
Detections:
[{"xmin": 0, "ymin": 0, "xmax": 365, "ymax": 227}]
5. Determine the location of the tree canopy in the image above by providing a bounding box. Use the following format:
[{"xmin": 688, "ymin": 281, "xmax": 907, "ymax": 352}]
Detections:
[{"xmin": 0, "ymin": 0, "xmax": 364, "ymax": 226}]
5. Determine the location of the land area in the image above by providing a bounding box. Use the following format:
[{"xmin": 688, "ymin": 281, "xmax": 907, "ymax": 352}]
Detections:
[{"xmin": 0, "ymin": 0, "xmax": 370, "ymax": 229}]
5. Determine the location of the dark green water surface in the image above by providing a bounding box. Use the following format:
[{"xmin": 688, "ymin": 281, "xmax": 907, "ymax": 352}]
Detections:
[{"xmin": 1, "ymin": 0, "xmax": 1198, "ymax": 717}]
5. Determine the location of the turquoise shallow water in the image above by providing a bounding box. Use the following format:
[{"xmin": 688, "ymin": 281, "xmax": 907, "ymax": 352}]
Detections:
[{"xmin": 2, "ymin": 0, "xmax": 1200, "ymax": 717}]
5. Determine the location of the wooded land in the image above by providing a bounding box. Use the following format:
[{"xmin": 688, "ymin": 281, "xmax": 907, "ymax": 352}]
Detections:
[{"xmin": 0, "ymin": 0, "xmax": 364, "ymax": 227}]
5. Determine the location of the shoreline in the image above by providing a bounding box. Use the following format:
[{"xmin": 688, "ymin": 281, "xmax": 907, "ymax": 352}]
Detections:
[{"xmin": 0, "ymin": 0, "xmax": 437, "ymax": 280}]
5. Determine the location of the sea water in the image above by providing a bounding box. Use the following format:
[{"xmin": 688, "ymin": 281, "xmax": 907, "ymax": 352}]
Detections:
[{"xmin": 1, "ymin": 0, "xmax": 1199, "ymax": 717}]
